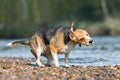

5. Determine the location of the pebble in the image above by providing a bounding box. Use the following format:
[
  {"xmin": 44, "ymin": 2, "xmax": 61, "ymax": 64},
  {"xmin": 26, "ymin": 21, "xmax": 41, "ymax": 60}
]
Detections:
[{"xmin": 0, "ymin": 57, "xmax": 120, "ymax": 80}]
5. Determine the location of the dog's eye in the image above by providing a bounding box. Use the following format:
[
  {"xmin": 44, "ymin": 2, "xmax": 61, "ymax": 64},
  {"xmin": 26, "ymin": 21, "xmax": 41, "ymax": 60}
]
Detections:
[
  {"xmin": 80, "ymin": 38, "xmax": 84, "ymax": 41},
  {"xmin": 86, "ymin": 34, "xmax": 89, "ymax": 36}
]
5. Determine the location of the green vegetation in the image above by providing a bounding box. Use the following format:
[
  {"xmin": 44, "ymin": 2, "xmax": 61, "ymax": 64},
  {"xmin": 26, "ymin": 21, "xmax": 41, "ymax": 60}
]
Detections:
[{"xmin": 0, "ymin": 0, "xmax": 120, "ymax": 38}]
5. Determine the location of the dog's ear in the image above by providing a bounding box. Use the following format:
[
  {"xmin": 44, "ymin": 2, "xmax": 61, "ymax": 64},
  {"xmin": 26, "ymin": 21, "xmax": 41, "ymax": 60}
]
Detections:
[
  {"xmin": 68, "ymin": 30, "xmax": 77, "ymax": 42},
  {"xmin": 70, "ymin": 21, "xmax": 74, "ymax": 32}
]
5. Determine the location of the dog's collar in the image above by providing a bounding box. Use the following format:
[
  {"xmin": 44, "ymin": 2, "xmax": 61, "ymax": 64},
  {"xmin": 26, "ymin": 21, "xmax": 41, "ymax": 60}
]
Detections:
[{"xmin": 79, "ymin": 44, "xmax": 81, "ymax": 47}]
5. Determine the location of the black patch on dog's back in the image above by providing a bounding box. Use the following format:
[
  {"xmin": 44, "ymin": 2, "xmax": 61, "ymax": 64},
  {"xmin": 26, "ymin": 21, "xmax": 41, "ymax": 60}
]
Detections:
[{"xmin": 36, "ymin": 26, "xmax": 70, "ymax": 45}]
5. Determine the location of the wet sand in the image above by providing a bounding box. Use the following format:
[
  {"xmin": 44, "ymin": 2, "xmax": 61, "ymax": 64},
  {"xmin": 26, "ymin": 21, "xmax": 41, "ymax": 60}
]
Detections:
[{"xmin": 0, "ymin": 57, "xmax": 120, "ymax": 80}]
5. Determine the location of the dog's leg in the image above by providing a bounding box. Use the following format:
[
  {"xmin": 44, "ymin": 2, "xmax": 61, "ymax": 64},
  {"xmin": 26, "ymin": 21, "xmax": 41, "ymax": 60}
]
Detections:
[
  {"xmin": 50, "ymin": 43, "xmax": 59, "ymax": 67},
  {"xmin": 30, "ymin": 49, "xmax": 37, "ymax": 65},
  {"xmin": 36, "ymin": 47, "xmax": 44, "ymax": 66},
  {"xmin": 31, "ymin": 48, "xmax": 44, "ymax": 66},
  {"xmin": 46, "ymin": 56, "xmax": 53, "ymax": 66},
  {"xmin": 65, "ymin": 53, "xmax": 70, "ymax": 67},
  {"xmin": 51, "ymin": 52, "xmax": 59, "ymax": 67},
  {"xmin": 30, "ymin": 34, "xmax": 46, "ymax": 66}
]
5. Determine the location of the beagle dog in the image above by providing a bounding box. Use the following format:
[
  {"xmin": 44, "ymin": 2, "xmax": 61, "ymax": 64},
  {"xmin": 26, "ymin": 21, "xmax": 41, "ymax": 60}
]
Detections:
[{"xmin": 7, "ymin": 22, "xmax": 93, "ymax": 67}]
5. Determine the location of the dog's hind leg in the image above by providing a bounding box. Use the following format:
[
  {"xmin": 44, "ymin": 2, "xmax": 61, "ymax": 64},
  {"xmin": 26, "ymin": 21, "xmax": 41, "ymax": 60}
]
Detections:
[
  {"xmin": 30, "ymin": 34, "xmax": 45, "ymax": 66},
  {"xmin": 36, "ymin": 47, "xmax": 44, "ymax": 66},
  {"xmin": 31, "ymin": 48, "xmax": 44, "ymax": 66}
]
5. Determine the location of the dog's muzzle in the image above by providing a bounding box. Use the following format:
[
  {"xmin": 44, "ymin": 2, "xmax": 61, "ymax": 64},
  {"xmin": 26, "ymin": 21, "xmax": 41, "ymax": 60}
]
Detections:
[
  {"xmin": 86, "ymin": 39, "xmax": 93, "ymax": 46},
  {"xmin": 89, "ymin": 39, "xmax": 93, "ymax": 44}
]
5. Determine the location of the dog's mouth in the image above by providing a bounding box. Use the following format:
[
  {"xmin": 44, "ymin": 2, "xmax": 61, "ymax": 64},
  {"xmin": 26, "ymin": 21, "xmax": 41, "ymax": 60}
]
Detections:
[
  {"xmin": 86, "ymin": 43, "xmax": 92, "ymax": 46},
  {"xmin": 79, "ymin": 39, "xmax": 93, "ymax": 46},
  {"xmin": 79, "ymin": 39, "xmax": 93, "ymax": 47}
]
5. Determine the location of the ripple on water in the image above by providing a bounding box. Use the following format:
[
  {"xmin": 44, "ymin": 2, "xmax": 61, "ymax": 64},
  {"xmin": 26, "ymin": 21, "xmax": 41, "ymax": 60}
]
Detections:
[{"xmin": 0, "ymin": 37, "xmax": 120, "ymax": 66}]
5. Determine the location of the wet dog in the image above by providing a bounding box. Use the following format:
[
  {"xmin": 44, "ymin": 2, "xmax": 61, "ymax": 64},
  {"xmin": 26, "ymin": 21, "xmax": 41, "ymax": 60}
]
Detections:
[{"xmin": 7, "ymin": 22, "xmax": 93, "ymax": 67}]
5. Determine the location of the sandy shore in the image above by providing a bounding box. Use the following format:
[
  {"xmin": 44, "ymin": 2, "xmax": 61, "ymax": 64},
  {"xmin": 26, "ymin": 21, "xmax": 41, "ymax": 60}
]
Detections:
[{"xmin": 0, "ymin": 57, "xmax": 120, "ymax": 80}]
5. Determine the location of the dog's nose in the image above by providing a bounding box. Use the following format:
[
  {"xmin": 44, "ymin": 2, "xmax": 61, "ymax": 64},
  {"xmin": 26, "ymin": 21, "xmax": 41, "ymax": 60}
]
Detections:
[{"xmin": 89, "ymin": 39, "xmax": 93, "ymax": 44}]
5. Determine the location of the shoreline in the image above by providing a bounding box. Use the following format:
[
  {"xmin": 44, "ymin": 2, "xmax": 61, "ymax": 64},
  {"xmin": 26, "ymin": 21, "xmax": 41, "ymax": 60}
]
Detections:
[{"xmin": 0, "ymin": 57, "xmax": 120, "ymax": 80}]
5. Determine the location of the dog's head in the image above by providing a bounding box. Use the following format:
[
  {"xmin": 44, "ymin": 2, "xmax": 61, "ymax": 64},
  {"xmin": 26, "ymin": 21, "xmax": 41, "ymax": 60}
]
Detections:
[{"xmin": 68, "ymin": 22, "xmax": 93, "ymax": 46}]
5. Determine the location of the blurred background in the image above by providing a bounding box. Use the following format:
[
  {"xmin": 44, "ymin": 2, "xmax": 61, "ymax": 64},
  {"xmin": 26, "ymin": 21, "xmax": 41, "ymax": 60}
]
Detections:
[{"xmin": 0, "ymin": 0, "xmax": 120, "ymax": 38}]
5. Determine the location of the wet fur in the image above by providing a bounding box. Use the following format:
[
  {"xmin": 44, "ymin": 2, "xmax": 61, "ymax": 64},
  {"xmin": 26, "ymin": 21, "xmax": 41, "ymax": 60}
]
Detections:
[{"xmin": 8, "ymin": 24, "xmax": 93, "ymax": 67}]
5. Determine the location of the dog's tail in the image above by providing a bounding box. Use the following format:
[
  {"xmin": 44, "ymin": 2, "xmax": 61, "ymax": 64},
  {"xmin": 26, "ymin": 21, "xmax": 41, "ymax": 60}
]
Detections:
[{"xmin": 7, "ymin": 40, "xmax": 30, "ymax": 46}]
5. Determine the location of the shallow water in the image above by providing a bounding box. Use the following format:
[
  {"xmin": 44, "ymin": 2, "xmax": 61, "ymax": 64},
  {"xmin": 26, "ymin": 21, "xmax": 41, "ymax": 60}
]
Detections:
[{"xmin": 0, "ymin": 36, "xmax": 120, "ymax": 66}]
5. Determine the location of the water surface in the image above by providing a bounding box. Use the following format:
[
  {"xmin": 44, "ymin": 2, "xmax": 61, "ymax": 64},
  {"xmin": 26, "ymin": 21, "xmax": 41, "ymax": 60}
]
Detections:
[{"xmin": 0, "ymin": 36, "xmax": 120, "ymax": 66}]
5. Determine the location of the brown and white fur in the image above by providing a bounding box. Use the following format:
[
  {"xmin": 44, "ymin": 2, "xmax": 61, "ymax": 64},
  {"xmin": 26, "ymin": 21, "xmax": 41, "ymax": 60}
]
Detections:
[{"xmin": 7, "ymin": 22, "xmax": 93, "ymax": 67}]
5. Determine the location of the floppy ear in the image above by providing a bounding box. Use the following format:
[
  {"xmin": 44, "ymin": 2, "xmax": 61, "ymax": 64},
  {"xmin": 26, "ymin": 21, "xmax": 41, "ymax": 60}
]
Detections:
[
  {"xmin": 68, "ymin": 30, "xmax": 77, "ymax": 41},
  {"xmin": 70, "ymin": 21, "xmax": 74, "ymax": 32}
]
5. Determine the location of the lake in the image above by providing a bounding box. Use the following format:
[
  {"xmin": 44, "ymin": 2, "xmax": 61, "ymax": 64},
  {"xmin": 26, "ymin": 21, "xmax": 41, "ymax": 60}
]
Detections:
[{"xmin": 0, "ymin": 36, "xmax": 120, "ymax": 66}]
